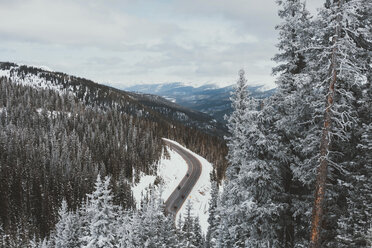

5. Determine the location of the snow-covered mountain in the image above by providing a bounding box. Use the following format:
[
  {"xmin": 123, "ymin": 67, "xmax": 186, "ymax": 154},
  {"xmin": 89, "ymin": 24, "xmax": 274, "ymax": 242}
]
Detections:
[{"xmin": 124, "ymin": 82, "xmax": 275, "ymax": 123}]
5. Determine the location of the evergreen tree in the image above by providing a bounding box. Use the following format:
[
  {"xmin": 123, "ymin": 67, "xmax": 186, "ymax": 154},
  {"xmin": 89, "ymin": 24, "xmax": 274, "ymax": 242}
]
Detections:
[
  {"xmin": 220, "ymin": 69, "xmax": 252, "ymax": 247},
  {"xmin": 54, "ymin": 199, "xmax": 80, "ymax": 248},
  {"xmin": 192, "ymin": 216, "xmax": 204, "ymax": 248},
  {"xmin": 205, "ymin": 182, "xmax": 219, "ymax": 248},
  {"xmin": 272, "ymin": 0, "xmax": 313, "ymax": 246},
  {"xmin": 307, "ymin": 1, "xmax": 372, "ymax": 246},
  {"xmin": 225, "ymin": 69, "xmax": 250, "ymax": 181},
  {"xmin": 182, "ymin": 200, "xmax": 195, "ymax": 247},
  {"xmin": 222, "ymin": 70, "xmax": 284, "ymax": 246},
  {"xmin": 81, "ymin": 175, "xmax": 117, "ymax": 248}
]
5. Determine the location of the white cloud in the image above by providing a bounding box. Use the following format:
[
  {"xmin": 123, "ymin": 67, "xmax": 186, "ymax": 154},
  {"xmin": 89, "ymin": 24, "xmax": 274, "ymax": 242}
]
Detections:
[{"xmin": 0, "ymin": 0, "xmax": 324, "ymax": 88}]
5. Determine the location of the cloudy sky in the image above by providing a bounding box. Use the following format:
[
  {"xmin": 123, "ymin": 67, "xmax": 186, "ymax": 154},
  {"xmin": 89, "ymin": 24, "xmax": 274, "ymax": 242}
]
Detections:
[{"xmin": 0, "ymin": 0, "xmax": 324, "ymax": 89}]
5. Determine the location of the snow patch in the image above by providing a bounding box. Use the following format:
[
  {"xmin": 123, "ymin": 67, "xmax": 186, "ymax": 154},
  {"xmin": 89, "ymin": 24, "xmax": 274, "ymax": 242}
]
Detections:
[
  {"xmin": 132, "ymin": 174, "xmax": 157, "ymax": 209},
  {"xmin": 158, "ymin": 147, "xmax": 189, "ymax": 201},
  {"xmin": 35, "ymin": 108, "xmax": 73, "ymax": 118},
  {"xmin": 0, "ymin": 69, "xmax": 10, "ymax": 78}
]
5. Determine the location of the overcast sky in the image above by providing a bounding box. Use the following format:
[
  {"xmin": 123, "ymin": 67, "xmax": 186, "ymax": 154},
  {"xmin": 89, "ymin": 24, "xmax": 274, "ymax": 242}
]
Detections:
[{"xmin": 0, "ymin": 0, "xmax": 324, "ymax": 88}]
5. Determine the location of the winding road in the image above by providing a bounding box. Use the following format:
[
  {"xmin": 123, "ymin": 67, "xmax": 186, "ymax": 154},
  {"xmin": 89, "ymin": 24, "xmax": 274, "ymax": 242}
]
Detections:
[{"xmin": 163, "ymin": 139, "xmax": 202, "ymax": 215}]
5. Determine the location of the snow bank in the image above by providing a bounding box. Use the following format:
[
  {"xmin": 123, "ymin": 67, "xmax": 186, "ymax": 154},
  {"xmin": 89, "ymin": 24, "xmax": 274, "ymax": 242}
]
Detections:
[
  {"xmin": 157, "ymin": 146, "xmax": 188, "ymax": 201},
  {"xmin": 132, "ymin": 174, "xmax": 157, "ymax": 209}
]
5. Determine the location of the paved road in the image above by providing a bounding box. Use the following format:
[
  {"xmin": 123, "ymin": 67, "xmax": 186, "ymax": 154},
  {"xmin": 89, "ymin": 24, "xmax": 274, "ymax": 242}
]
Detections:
[{"xmin": 163, "ymin": 139, "xmax": 202, "ymax": 215}]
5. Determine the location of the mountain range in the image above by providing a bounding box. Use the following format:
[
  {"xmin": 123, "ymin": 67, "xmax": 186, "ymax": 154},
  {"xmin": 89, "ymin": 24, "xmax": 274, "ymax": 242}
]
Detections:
[{"xmin": 124, "ymin": 82, "xmax": 275, "ymax": 123}]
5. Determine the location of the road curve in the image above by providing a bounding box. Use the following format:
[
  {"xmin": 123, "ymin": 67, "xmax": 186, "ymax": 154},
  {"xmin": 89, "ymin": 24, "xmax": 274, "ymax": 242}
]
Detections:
[{"xmin": 163, "ymin": 139, "xmax": 202, "ymax": 216}]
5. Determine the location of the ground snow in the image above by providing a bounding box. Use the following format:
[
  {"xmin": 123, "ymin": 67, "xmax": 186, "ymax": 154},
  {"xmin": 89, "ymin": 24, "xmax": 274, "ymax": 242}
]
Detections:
[
  {"xmin": 0, "ymin": 67, "xmax": 73, "ymax": 95},
  {"xmin": 131, "ymin": 138, "xmax": 213, "ymax": 234},
  {"xmin": 0, "ymin": 69, "xmax": 10, "ymax": 78},
  {"xmin": 157, "ymin": 145, "xmax": 189, "ymax": 201},
  {"xmin": 131, "ymin": 174, "xmax": 157, "ymax": 209}
]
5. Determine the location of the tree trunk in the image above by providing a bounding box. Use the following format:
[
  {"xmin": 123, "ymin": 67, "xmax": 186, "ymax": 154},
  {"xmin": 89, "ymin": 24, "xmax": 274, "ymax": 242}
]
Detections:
[
  {"xmin": 310, "ymin": 0, "xmax": 343, "ymax": 248},
  {"xmin": 309, "ymin": 1, "xmax": 342, "ymax": 247}
]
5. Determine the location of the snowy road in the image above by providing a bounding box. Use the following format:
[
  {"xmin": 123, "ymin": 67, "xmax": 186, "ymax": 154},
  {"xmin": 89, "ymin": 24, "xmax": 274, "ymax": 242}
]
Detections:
[{"xmin": 163, "ymin": 140, "xmax": 202, "ymax": 215}]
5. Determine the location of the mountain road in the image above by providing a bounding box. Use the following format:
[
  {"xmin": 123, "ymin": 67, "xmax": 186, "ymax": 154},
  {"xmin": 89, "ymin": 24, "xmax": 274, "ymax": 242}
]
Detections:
[{"xmin": 163, "ymin": 139, "xmax": 202, "ymax": 216}]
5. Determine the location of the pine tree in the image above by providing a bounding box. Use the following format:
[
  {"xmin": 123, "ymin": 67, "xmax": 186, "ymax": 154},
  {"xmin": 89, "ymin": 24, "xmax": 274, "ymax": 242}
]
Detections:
[
  {"xmin": 182, "ymin": 200, "xmax": 195, "ymax": 247},
  {"xmin": 224, "ymin": 69, "xmax": 250, "ymax": 182},
  {"xmin": 220, "ymin": 69, "xmax": 252, "ymax": 246},
  {"xmin": 223, "ymin": 69, "xmax": 286, "ymax": 246},
  {"xmin": 216, "ymin": 218, "xmax": 231, "ymax": 248},
  {"xmin": 336, "ymin": 72, "xmax": 372, "ymax": 246},
  {"xmin": 272, "ymin": 0, "xmax": 313, "ymax": 246},
  {"xmin": 205, "ymin": 182, "xmax": 219, "ymax": 248},
  {"xmin": 159, "ymin": 213, "xmax": 178, "ymax": 248},
  {"xmin": 54, "ymin": 199, "xmax": 80, "ymax": 248},
  {"xmin": 307, "ymin": 1, "xmax": 371, "ymax": 246},
  {"xmin": 192, "ymin": 216, "xmax": 204, "ymax": 248},
  {"xmin": 81, "ymin": 175, "xmax": 117, "ymax": 248}
]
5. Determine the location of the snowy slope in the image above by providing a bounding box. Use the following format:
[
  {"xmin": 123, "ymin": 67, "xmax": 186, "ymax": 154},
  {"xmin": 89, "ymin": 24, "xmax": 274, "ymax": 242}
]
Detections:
[
  {"xmin": 0, "ymin": 64, "xmax": 66, "ymax": 93},
  {"xmin": 131, "ymin": 138, "xmax": 213, "ymax": 234}
]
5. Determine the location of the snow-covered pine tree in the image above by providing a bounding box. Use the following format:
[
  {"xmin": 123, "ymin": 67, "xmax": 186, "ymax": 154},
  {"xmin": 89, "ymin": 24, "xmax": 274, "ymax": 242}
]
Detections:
[
  {"xmin": 216, "ymin": 218, "xmax": 231, "ymax": 248},
  {"xmin": 336, "ymin": 1, "xmax": 372, "ymax": 246},
  {"xmin": 272, "ymin": 0, "xmax": 314, "ymax": 246},
  {"xmin": 176, "ymin": 213, "xmax": 187, "ymax": 247},
  {"xmin": 159, "ymin": 213, "xmax": 178, "ymax": 248},
  {"xmin": 81, "ymin": 174, "xmax": 117, "ymax": 248},
  {"xmin": 192, "ymin": 216, "xmax": 204, "ymax": 248},
  {"xmin": 37, "ymin": 238, "xmax": 50, "ymax": 248},
  {"xmin": 205, "ymin": 181, "xmax": 219, "ymax": 248},
  {"xmin": 307, "ymin": 0, "xmax": 372, "ymax": 246},
  {"xmin": 221, "ymin": 70, "xmax": 284, "ymax": 246},
  {"xmin": 53, "ymin": 199, "xmax": 80, "ymax": 248},
  {"xmin": 116, "ymin": 210, "xmax": 133, "ymax": 248},
  {"xmin": 219, "ymin": 69, "xmax": 253, "ymax": 247},
  {"xmin": 336, "ymin": 48, "xmax": 372, "ymax": 246},
  {"xmin": 182, "ymin": 200, "xmax": 195, "ymax": 247},
  {"xmin": 225, "ymin": 69, "xmax": 250, "ymax": 182}
]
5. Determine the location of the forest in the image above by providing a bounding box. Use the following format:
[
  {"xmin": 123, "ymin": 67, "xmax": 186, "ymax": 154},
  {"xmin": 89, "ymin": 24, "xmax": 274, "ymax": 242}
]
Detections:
[{"xmin": 0, "ymin": 0, "xmax": 371, "ymax": 247}]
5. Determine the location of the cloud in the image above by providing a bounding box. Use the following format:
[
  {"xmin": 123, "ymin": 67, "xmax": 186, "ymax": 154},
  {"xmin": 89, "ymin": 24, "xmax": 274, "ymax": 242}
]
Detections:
[
  {"xmin": 0, "ymin": 0, "xmax": 324, "ymax": 88},
  {"xmin": 0, "ymin": 0, "xmax": 179, "ymax": 49}
]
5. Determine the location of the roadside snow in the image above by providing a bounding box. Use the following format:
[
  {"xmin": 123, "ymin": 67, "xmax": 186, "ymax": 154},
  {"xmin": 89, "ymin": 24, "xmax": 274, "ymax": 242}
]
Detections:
[
  {"xmin": 132, "ymin": 174, "xmax": 157, "ymax": 209},
  {"xmin": 158, "ymin": 146, "xmax": 188, "ymax": 201}
]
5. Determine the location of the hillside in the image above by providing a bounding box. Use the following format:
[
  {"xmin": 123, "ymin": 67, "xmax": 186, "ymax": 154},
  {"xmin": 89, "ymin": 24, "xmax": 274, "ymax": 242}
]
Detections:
[{"xmin": 0, "ymin": 62, "xmax": 226, "ymax": 136}]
